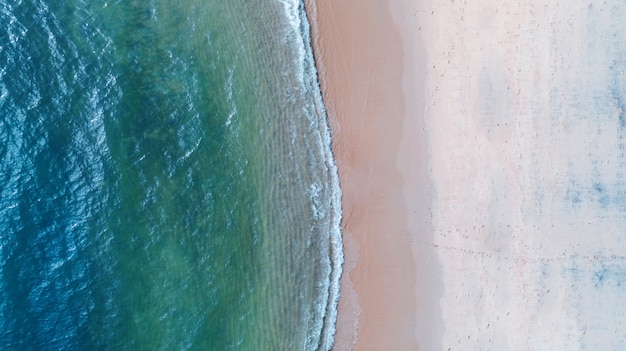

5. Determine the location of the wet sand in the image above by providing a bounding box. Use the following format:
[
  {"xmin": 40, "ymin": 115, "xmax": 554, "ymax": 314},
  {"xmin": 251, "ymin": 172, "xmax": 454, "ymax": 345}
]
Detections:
[{"xmin": 305, "ymin": 0, "xmax": 439, "ymax": 350}]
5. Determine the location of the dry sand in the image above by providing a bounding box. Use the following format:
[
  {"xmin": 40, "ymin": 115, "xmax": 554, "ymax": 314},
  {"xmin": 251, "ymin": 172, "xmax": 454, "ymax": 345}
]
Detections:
[{"xmin": 416, "ymin": 1, "xmax": 626, "ymax": 349}]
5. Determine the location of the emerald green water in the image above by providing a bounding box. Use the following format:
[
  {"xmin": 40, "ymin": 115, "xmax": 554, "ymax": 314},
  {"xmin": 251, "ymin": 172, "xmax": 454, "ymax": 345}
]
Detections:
[{"xmin": 0, "ymin": 0, "xmax": 342, "ymax": 350}]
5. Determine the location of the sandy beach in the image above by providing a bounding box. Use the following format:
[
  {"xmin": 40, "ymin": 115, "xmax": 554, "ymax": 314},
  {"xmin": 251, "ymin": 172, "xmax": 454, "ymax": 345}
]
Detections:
[
  {"xmin": 309, "ymin": 0, "xmax": 626, "ymax": 349},
  {"xmin": 305, "ymin": 0, "xmax": 439, "ymax": 350}
]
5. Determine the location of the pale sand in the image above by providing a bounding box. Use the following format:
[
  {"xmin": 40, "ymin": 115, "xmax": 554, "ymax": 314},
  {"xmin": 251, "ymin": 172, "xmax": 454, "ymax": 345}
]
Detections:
[
  {"xmin": 416, "ymin": 0, "xmax": 626, "ymax": 349},
  {"xmin": 305, "ymin": 0, "xmax": 441, "ymax": 350}
]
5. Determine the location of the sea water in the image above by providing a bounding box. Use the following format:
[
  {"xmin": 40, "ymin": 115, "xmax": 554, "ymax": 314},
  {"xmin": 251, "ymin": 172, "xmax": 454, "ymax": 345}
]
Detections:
[{"xmin": 0, "ymin": 0, "xmax": 342, "ymax": 349}]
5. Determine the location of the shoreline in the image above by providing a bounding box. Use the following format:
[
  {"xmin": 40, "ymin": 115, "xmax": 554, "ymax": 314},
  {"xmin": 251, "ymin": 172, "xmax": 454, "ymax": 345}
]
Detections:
[
  {"xmin": 307, "ymin": 0, "xmax": 626, "ymax": 349},
  {"xmin": 305, "ymin": 0, "xmax": 440, "ymax": 349}
]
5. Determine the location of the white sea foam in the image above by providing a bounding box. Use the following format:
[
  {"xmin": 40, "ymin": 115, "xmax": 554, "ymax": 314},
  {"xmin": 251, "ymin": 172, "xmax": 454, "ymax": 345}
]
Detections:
[
  {"xmin": 280, "ymin": 1, "xmax": 344, "ymax": 350},
  {"xmin": 277, "ymin": 0, "xmax": 307, "ymax": 86}
]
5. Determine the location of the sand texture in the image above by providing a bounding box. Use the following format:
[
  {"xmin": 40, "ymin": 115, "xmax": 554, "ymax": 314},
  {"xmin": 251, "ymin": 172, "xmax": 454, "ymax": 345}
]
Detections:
[
  {"xmin": 309, "ymin": 0, "xmax": 626, "ymax": 350},
  {"xmin": 417, "ymin": 0, "xmax": 626, "ymax": 349}
]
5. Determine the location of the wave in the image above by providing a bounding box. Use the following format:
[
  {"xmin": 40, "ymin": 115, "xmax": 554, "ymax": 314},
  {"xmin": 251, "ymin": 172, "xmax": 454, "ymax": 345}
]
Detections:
[{"xmin": 280, "ymin": 1, "xmax": 345, "ymax": 350}]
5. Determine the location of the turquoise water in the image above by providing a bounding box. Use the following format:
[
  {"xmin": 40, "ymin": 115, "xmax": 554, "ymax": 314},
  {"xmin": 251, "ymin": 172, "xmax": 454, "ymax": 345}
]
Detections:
[{"xmin": 0, "ymin": 0, "xmax": 342, "ymax": 350}]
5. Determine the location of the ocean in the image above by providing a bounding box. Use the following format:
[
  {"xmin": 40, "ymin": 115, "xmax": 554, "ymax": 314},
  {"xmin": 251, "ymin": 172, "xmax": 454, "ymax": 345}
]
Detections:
[{"xmin": 0, "ymin": 0, "xmax": 342, "ymax": 350}]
